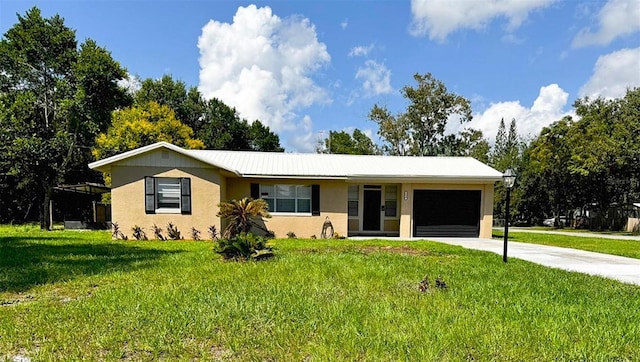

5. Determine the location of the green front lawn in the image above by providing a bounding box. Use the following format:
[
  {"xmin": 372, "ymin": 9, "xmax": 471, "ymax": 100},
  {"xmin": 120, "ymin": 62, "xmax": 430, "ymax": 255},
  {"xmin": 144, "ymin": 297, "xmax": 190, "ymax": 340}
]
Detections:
[
  {"xmin": 494, "ymin": 230, "xmax": 640, "ymax": 259},
  {"xmin": 1, "ymin": 227, "xmax": 639, "ymax": 360}
]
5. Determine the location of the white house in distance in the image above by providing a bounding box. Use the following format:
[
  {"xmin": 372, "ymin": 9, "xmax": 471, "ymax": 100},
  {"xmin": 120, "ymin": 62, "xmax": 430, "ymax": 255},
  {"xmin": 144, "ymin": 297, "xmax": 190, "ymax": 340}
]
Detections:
[{"xmin": 89, "ymin": 142, "xmax": 503, "ymax": 239}]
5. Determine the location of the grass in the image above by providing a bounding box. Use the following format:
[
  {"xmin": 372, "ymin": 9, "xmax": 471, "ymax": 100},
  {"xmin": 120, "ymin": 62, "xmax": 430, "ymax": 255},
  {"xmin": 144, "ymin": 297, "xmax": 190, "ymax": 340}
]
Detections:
[
  {"xmin": 494, "ymin": 230, "xmax": 640, "ymax": 259},
  {"xmin": 1, "ymin": 227, "xmax": 639, "ymax": 360},
  {"xmin": 528, "ymin": 226, "xmax": 637, "ymax": 236}
]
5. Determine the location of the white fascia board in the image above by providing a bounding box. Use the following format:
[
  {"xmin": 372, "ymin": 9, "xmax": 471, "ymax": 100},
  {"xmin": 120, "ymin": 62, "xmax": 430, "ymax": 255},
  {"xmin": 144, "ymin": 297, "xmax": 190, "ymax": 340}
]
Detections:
[
  {"xmin": 238, "ymin": 174, "xmax": 348, "ymax": 180},
  {"xmin": 346, "ymin": 175, "xmax": 503, "ymax": 182},
  {"xmin": 88, "ymin": 142, "xmax": 241, "ymax": 176}
]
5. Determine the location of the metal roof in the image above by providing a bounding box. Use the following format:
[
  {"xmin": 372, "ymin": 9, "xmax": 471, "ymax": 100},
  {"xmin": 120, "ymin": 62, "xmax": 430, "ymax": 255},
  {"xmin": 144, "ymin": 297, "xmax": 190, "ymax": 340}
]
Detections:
[{"xmin": 89, "ymin": 142, "xmax": 503, "ymax": 181}]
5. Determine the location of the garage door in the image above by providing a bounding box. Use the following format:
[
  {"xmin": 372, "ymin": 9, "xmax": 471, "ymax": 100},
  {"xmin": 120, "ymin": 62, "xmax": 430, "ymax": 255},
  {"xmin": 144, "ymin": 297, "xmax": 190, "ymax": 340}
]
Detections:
[{"xmin": 413, "ymin": 190, "xmax": 481, "ymax": 237}]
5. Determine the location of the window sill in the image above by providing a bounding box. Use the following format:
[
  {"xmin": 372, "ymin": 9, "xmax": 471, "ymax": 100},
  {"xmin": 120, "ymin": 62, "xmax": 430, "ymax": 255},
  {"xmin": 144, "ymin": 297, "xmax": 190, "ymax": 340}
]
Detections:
[
  {"xmin": 155, "ymin": 208, "xmax": 181, "ymax": 214},
  {"xmin": 271, "ymin": 212, "xmax": 313, "ymax": 217}
]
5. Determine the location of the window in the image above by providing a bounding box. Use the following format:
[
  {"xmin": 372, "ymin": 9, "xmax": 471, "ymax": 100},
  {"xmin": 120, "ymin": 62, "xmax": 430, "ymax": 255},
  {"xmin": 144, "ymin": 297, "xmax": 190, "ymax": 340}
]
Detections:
[
  {"xmin": 157, "ymin": 178, "xmax": 180, "ymax": 209},
  {"xmin": 145, "ymin": 176, "xmax": 191, "ymax": 214},
  {"xmin": 385, "ymin": 185, "xmax": 398, "ymax": 217},
  {"xmin": 348, "ymin": 185, "xmax": 359, "ymax": 217},
  {"xmin": 260, "ymin": 184, "xmax": 311, "ymax": 213}
]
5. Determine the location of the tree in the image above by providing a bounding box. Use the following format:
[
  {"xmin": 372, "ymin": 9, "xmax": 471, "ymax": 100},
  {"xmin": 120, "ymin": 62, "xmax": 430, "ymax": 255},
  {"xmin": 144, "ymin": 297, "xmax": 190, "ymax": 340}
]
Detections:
[
  {"xmin": 369, "ymin": 73, "xmax": 472, "ymax": 156},
  {"xmin": 490, "ymin": 118, "xmax": 521, "ymax": 171},
  {"xmin": 458, "ymin": 128, "xmax": 490, "ymax": 163},
  {"xmin": 198, "ymin": 98, "xmax": 283, "ymax": 151},
  {"xmin": 316, "ymin": 129, "xmax": 380, "ymax": 155},
  {"xmin": 133, "ymin": 75, "xmax": 283, "ymax": 152},
  {"xmin": 522, "ymin": 117, "xmax": 578, "ymax": 222},
  {"xmin": 134, "ymin": 75, "xmax": 204, "ymax": 131},
  {"xmin": 368, "ymin": 105, "xmax": 410, "ymax": 155},
  {"xmin": 93, "ymin": 102, "xmax": 205, "ymax": 160},
  {"xmin": 566, "ymin": 88, "xmax": 640, "ymax": 209},
  {"xmin": 0, "ymin": 7, "xmax": 129, "ymax": 228},
  {"xmin": 249, "ymin": 120, "xmax": 284, "ymax": 152}
]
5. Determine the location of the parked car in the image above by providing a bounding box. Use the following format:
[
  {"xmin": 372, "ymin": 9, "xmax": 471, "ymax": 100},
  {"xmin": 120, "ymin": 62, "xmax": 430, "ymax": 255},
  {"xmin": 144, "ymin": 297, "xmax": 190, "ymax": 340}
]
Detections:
[{"xmin": 543, "ymin": 216, "xmax": 568, "ymax": 227}]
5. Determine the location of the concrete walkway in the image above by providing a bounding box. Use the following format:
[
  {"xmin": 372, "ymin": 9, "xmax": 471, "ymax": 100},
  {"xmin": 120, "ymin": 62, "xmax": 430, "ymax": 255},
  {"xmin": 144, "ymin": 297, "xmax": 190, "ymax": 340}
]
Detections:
[
  {"xmin": 502, "ymin": 227, "xmax": 640, "ymax": 241},
  {"xmin": 429, "ymin": 237, "xmax": 640, "ymax": 286}
]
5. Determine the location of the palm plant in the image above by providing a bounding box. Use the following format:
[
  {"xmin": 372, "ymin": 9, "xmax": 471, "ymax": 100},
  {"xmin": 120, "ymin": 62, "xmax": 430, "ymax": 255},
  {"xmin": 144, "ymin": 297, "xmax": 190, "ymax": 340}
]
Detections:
[{"xmin": 217, "ymin": 197, "xmax": 271, "ymax": 238}]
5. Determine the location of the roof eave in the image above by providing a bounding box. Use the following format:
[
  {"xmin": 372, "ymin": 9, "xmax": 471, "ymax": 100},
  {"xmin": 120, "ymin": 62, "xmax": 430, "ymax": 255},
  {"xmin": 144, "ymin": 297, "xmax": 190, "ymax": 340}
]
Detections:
[
  {"xmin": 346, "ymin": 175, "xmax": 503, "ymax": 183},
  {"xmin": 239, "ymin": 174, "xmax": 348, "ymax": 180}
]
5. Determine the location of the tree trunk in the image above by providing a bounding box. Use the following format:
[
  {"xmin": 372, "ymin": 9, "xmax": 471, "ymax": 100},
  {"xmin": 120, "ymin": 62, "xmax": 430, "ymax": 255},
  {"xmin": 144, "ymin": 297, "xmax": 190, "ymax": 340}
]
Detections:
[{"xmin": 41, "ymin": 187, "xmax": 53, "ymax": 230}]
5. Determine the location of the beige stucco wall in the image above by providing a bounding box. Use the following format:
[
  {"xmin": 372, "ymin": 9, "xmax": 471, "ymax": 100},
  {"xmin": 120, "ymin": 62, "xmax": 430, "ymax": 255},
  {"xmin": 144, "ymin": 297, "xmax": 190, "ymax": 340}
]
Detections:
[
  {"xmin": 225, "ymin": 178, "xmax": 348, "ymax": 238},
  {"xmin": 106, "ymin": 147, "xmax": 497, "ymax": 240},
  {"xmin": 111, "ymin": 164, "xmax": 222, "ymax": 240},
  {"xmin": 398, "ymin": 182, "xmax": 495, "ymax": 239}
]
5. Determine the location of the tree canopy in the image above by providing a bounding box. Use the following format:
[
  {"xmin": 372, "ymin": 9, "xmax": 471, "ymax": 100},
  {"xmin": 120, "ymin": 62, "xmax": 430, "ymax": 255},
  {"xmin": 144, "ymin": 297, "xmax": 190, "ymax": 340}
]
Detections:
[
  {"xmin": 512, "ymin": 88, "xmax": 640, "ymax": 228},
  {"xmin": 368, "ymin": 72, "xmax": 485, "ymax": 158},
  {"xmin": 131, "ymin": 75, "xmax": 283, "ymax": 152},
  {"xmin": 0, "ymin": 7, "xmax": 129, "ymax": 228},
  {"xmin": 315, "ymin": 129, "xmax": 380, "ymax": 155},
  {"xmin": 93, "ymin": 102, "xmax": 205, "ymax": 160}
]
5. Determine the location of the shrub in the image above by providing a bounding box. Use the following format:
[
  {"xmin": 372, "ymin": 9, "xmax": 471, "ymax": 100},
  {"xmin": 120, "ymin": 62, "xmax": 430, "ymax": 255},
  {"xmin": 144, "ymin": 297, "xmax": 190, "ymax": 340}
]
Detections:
[
  {"xmin": 152, "ymin": 224, "xmax": 165, "ymax": 240},
  {"xmin": 167, "ymin": 223, "xmax": 181, "ymax": 240},
  {"xmin": 132, "ymin": 225, "xmax": 148, "ymax": 240},
  {"xmin": 112, "ymin": 222, "xmax": 127, "ymax": 240},
  {"xmin": 213, "ymin": 232, "xmax": 274, "ymax": 261},
  {"xmin": 191, "ymin": 227, "xmax": 201, "ymax": 241},
  {"xmin": 286, "ymin": 231, "xmax": 296, "ymax": 238},
  {"xmin": 208, "ymin": 225, "xmax": 219, "ymax": 240},
  {"xmin": 217, "ymin": 198, "xmax": 271, "ymax": 238}
]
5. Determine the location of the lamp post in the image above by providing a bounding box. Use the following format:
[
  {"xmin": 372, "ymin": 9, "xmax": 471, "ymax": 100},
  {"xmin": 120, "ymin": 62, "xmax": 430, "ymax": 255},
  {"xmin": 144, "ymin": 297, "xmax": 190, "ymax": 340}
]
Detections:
[{"xmin": 502, "ymin": 169, "xmax": 516, "ymax": 263}]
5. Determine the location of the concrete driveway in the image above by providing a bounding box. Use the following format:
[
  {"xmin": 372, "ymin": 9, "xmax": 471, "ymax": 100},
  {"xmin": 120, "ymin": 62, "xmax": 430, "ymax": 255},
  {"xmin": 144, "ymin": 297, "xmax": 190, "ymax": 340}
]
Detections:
[{"xmin": 429, "ymin": 237, "xmax": 640, "ymax": 286}]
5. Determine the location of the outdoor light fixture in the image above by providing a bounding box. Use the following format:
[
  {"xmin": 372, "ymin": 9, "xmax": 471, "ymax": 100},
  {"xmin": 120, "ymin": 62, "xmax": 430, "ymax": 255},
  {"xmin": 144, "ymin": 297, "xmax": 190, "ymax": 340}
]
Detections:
[{"xmin": 502, "ymin": 169, "xmax": 516, "ymax": 263}]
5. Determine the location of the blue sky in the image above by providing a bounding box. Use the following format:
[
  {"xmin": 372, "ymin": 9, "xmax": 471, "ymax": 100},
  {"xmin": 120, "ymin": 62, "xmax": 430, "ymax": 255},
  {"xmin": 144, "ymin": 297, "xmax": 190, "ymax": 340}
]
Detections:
[{"xmin": 2, "ymin": 0, "xmax": 639, "ymax": 152}]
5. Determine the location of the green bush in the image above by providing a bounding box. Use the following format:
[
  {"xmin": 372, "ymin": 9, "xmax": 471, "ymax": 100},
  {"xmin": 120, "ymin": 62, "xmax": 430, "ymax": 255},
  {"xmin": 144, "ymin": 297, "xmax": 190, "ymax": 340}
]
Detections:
[{"xmin": 213, "ymin": 232, "xmax": 274, "ymax": 261}]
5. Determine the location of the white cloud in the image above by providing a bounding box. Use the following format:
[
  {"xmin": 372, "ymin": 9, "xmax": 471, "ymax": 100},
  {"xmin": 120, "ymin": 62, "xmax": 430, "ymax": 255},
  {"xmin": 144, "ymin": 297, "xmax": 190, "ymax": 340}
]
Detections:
[
  {"xmin": 572, "ymin": 0, "xmax": 640, "ymax": 47},
  {"xmin": 288, "ymin": 115, "xmax": 316, "ymax": 152},
  {"xmin": 197, "ymin": 5, "xmax": 331, "ymax": 132},
  {"xmin": 579, "ymin": 47, "xmax": 640, "ymax": 99},
  {"xmin": 355, "ymin": 60, "xmax": 393, "ymax": 97},
  {"xmin": 117, "ymin": 73, "xmax": 141, "ymax": 94},
  {"xmin": 348, "ymin": 44, "xmax": 375, "ymax": 57},
  {"xmin": 341, "ymin": 18, "xmax": 349, "ymax": 30},
  {"xmin": 449, "ymin": 84, "xmax": 572, "ymax": 142},
  {"xmin": 410, "ymin": 0, "xmax": 555, "ymax": 41}
]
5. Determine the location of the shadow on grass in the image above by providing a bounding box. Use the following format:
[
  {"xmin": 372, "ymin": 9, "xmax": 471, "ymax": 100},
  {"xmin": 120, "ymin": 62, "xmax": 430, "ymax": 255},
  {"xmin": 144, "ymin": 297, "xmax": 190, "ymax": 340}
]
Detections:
[{"xmin": 0, "ymin": 234, "xmax": 180, "ymax": 293}]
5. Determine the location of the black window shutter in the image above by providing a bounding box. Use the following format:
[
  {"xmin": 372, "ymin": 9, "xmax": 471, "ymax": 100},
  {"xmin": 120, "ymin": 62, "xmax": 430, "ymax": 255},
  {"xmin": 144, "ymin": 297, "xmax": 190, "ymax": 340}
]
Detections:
[
  {"xmin": 250, "ymin": 183, "xmax": 260, "ymax": 199},
  {"xmin": 144, "ymin": 177, "xmax": 155, "ymax": 214},
  {"xmin": 181, "ymin": 178, "xmax": 191, "ymax": 214},
  {"xmin": 311, "ymin": 184, "xmax": 320, "ymax": 216}
]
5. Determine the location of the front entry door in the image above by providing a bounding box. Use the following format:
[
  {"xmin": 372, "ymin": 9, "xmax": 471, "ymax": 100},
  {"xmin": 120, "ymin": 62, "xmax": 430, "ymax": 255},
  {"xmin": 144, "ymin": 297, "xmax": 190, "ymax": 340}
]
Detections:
[{"xmin": 363, "ymin": 189, "xmax": 381, "ymax": 231}]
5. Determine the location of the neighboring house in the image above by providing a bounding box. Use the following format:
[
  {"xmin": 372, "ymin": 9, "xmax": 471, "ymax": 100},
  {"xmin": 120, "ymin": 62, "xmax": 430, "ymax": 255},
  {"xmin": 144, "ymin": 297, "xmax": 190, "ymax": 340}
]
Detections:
[{"xmin": 89, "ymin": 142, "xmax": 503, "ymax": 239}]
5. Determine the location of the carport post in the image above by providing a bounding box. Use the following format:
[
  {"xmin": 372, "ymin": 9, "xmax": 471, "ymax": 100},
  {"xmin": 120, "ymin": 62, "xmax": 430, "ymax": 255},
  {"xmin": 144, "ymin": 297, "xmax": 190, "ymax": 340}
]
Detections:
[{"xmin": 502, "ymin": 169, "xmax": 516, "ymax": 263}]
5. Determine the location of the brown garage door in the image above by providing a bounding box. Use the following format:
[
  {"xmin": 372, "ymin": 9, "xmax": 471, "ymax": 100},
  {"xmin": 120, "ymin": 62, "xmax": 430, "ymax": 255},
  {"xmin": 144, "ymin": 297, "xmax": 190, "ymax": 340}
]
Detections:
[{"xmin": 413, "ymin": 190, "xmax": 481, "ymax": 237}]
